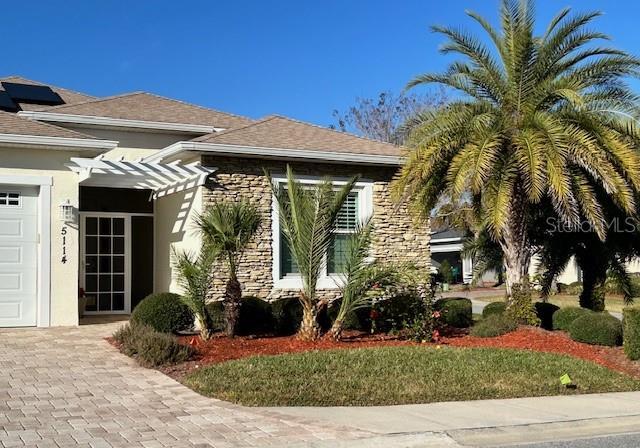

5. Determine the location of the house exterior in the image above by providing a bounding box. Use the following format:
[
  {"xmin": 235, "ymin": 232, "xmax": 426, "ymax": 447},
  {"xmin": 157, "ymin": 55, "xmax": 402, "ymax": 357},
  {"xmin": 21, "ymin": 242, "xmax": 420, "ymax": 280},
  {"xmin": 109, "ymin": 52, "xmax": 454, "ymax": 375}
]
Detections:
[{"xmin": 0, "ymin": 76, "xmax": 430, "ymax": 328}]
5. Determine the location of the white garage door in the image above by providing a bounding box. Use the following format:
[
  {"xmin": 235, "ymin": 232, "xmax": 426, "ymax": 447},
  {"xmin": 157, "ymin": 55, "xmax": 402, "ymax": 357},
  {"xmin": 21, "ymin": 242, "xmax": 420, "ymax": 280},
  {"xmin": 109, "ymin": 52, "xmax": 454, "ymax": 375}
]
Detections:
[{"xmin": 0, "ymin": 186, "xmax": 38, "ymax": 327}]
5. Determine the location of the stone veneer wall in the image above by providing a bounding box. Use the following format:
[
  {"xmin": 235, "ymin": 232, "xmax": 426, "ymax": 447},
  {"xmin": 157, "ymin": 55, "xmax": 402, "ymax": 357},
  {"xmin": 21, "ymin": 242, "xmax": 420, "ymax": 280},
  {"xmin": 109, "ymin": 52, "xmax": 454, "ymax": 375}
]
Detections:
[{"xmin": 200, "ymin": 155, "xmax": 431, "ymax": 301}]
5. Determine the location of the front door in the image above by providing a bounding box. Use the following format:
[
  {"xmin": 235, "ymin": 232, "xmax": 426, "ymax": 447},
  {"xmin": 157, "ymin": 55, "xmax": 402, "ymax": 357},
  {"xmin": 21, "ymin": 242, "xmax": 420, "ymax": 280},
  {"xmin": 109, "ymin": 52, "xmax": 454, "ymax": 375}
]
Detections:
[{"xmin": 80, "ymin": 214, "xmax": 130, "ymax": 313}]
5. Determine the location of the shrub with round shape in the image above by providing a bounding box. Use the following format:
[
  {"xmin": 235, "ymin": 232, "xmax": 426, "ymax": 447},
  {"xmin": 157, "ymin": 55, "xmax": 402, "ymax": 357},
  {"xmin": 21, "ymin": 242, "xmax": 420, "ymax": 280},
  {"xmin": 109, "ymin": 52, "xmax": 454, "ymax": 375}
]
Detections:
[
  {"xmin": 237, "ymin": 297, "xmax": 274, "ymax": 335},
  {"xmin": 131, "ymin": 292, "xmax": 193, "ymax": 334},
  {"xmin": 482, "ymin": 301, "xmax": 506, "ymax": 318},
  {"xmin": 623, "ymin": 307, "xmax": 640, "ymax": 360},
  {"xmin": 470, "ymin": 314, "xmax": 517, "ymax": 338},
  {"xmin": 271, "ymin": 297, "xmax": 303, "ymax": 335},
  {"xmin": 568, "ymin": 313, "xmax": 623, "ymax": 347},
  {"xmin": 435, "ymin": 297, "xmax": 472, "ymax": 328},
  {"xmin": 552, "ymin": 306, "xmax": 593, "ymax": 331},
  {"xmin": 535, "ymin": 302, "xmax": 560, "ymax": 331}
]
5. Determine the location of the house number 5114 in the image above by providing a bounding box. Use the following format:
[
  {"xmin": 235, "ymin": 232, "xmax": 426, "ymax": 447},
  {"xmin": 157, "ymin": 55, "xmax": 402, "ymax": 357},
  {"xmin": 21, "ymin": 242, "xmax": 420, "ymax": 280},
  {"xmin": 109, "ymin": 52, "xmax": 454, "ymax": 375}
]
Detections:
[{"xmin": 61, "ymin": 226, "xmax": 68, "ymax": 264}]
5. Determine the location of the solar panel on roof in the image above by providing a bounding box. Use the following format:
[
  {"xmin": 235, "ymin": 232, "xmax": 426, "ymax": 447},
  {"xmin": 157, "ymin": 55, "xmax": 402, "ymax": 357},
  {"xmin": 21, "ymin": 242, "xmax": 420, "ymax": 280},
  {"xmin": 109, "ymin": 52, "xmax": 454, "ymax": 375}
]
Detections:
[
  {"xmin": 0, "ymin": 91, "xmax": 19, "ymax": 112},
  {"xmin": 1, "ymin": 82, "xmax": 64, "ymax": 105}
]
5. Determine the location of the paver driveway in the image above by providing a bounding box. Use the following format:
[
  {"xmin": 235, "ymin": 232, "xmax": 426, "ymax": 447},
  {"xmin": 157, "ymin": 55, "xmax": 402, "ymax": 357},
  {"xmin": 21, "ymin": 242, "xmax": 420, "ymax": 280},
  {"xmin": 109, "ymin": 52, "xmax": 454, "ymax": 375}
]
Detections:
[{"xmin": 0, "ymin": 322, "xmax": 367, "ymax": 447}]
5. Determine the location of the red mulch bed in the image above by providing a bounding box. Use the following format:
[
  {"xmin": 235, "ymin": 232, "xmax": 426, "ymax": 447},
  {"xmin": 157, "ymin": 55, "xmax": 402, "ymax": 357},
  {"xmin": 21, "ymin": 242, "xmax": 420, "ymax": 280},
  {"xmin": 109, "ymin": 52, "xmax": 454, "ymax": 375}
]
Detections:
[
  {"xmin": 109, "ymin": 327, "xmax": 640, "ymax": 381},
  {"xmin": 442, "ymin": 327, "xmax": 640, "ymax": 378}
]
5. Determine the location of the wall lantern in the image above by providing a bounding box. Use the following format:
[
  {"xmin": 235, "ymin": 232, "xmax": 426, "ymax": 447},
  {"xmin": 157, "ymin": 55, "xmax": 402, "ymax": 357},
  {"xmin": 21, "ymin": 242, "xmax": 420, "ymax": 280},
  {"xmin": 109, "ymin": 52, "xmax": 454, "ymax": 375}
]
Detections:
[{"xmin": 59, "ymin": 199, "xmax": 75, "ymax": 223}]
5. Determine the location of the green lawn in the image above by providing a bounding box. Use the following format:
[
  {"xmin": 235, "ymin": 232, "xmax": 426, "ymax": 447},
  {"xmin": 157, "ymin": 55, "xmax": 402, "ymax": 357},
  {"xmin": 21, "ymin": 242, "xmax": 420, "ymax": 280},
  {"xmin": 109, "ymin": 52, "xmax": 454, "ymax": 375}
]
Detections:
[
  {"xmin": 475, "ymin": 294, "xmax": 630, "ymax": 313},
  {"xmin": 184, "ymin": 346, "xmax": 640, "ymax": 406}
]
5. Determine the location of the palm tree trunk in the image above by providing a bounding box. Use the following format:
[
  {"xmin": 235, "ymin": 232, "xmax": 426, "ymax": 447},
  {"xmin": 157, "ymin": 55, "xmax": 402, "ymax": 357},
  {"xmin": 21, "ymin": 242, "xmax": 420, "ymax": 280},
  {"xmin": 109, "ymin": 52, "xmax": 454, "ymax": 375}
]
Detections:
[
  {"xmin": 328, "ymin": 319, "xmax": 343, "ymax": 341},
  {"xmin": 196, "ymin": 313, "xmax": 213, "ymax": 341},
  {"xmin": 579, "ymin": 259, "xmax": 607, "ymax": 312},
  {"xmin": 500, "ymin": 190, "xmax": 532, "ymax": 300},
  {"xmin": 223, "ymin": 277, "xmax": 242, "ymax": 337},
  {"xmin": 298, "ymin": 294, "xmax": 320, "ymax": 341}
]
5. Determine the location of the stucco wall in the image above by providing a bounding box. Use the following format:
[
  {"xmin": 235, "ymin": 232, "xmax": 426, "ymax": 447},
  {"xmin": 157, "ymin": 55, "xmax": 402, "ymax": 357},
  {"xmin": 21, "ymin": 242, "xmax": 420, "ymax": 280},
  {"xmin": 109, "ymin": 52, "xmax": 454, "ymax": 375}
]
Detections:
[
  {"xmin": 0, "ymin": 147, "xmax": 81, "ymax": 326},
  {"xmin": 154, "ymin": 186, "xmax": 202, "ymax": 294},
  {"xmin": 199, "ymin": 155, "xmax": 431, "ymax": 302}
]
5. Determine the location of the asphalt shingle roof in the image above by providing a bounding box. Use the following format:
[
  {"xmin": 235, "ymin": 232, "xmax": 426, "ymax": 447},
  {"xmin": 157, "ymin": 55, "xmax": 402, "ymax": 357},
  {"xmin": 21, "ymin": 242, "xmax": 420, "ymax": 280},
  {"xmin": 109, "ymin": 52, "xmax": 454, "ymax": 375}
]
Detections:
[
  {"xmin": 192, "ymin": 115, "xmax": 402, "ymax": 157},
  {"xmin": 42, "ymin": 92, "xmax": 253, "ymax": 129},
  {"xmin": 0, "ymin": 110, "xmax": 93, "ymax": 139}
]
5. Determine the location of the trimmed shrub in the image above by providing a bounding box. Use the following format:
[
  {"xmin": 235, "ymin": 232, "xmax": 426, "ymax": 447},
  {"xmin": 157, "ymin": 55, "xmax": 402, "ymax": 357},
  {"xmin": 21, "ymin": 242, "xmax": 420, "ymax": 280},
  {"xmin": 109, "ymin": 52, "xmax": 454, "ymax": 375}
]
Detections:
[
  {"xmin": 535, "ymin": 302, "xmax": 560, "ymax": 331},
  {"xmin": 552, "ymin": 306, "xmax": 593, "ymax": 331},
  {"xmin": 113, "ymin": 323, "xmax": 195, "ymax": 367},
  {"xmin": 130, "ymin": 292, "xmax": 193, "ymax": 334},
  {"xmin": 271, "ymin": 297, "xmax": 303, "ymax": 335},
  {"xmin": 565, "ymin": 281, "xmax": 583, "ymax": 295},
  {"xmin": 482, "ymin": 301, "xmax": 506, "ymax": 318},
  {"xmin": 237, "ymin": 297, "xmax": 273, "ymax": 335},
  {"xmin": 505, "ymin": 283, "xmax": 540, "ymax": 326},
  {"xmin": 568, "ymin": 313, "xmax": 623, "ymax": 347},
  {"xmin": 205, "ymin": 301, "xmax": 226, "ymax": 332},
  {"xmin": 435, "ymin": 297, "xmax": 473, "ymax": 328},
  {"xmin": 623, "ymin": 307, "xmax": 640, "ymax": 360},
  {"xmin": 367, "ymin": 293, "xmax": 423, "ymax": 333},
  {"xmin": 471, "ymin": 314, "xmax": 518, "ymax": 338}
]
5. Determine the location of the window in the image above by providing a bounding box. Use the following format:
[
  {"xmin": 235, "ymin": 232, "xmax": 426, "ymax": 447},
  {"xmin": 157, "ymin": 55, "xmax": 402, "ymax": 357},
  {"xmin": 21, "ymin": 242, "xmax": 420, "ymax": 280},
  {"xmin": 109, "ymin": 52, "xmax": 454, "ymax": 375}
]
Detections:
[
  {"xmin": 279, "ymin": 192, "xmax": 359, "ymax": 277},
  {"xmin": 273, "ymin": 176, "xmax": 372, "ymax": 289},
  {"xmin": 0, "ymin": 191, "xmax": 20, "ymax": 207}
]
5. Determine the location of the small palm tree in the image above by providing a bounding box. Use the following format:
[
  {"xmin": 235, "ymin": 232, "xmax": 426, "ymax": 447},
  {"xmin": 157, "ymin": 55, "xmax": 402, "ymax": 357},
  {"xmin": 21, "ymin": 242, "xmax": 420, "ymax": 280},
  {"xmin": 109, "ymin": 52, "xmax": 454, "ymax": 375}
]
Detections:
[
  {"xmin": 173, "ymin": 246, "xmax": 217, "ymax": 340},
  {"xmin": 329, "ymin": 219, "xmax": 398, "ymax": 340},
  {"xmin": 394, "ymin": 0, "xmax": 640, "ymax": 311},
  {"xmin": 266, "ymin": 165, "xmax": 358, "ymax": 341},
  {"xmin": 195, "ymin": 201, "xmax": 261, "ymax": 337}
]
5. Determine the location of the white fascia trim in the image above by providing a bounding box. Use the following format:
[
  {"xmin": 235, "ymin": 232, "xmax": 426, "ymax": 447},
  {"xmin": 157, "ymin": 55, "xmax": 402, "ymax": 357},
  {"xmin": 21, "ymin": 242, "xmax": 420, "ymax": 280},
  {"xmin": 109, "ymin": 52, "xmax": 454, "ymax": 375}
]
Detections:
[
  {"xmin": 431, "ymin": 236, "xmax": 463, "ymax": 243},
  {"xmin": 144, "ymin": 141, "xmax": 404, "ymax": 166},
  {"xmin": 0, "ymin": 133, "xmax": 118, "ymax": 150},
  {"xmin": 431, "ymin": 243, "xmax": 463, "ymax": 253},
  {"xmin": 18, "ymin": 111, "xmax": 224, "ymax": 135}
]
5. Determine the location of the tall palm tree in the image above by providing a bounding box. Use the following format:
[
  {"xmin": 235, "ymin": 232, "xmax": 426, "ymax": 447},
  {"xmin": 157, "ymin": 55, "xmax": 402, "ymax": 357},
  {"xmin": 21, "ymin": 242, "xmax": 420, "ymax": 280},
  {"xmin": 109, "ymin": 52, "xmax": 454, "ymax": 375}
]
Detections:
[
  {"xmin": 266, "ymin": 166, "xmax": 358, "ymax": 341},
  {"xmin": 195, "ymin": 201, "xmax": 261, "ymax": 337},
  {"xmin": 394, "ymin": 0, "xmax": 640, "ymax": 309}
]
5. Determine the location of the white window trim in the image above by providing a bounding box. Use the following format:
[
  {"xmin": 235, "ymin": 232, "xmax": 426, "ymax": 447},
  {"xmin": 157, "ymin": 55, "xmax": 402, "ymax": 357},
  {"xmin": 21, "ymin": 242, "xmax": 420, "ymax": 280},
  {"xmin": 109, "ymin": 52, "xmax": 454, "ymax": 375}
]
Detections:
[
  {"xmin": 270, "ymin": 174, "xmax": 373, "ymax": 290},
  {"xmin": 0, "ymin": 175, "xmax": 52, "ymax": 327}
]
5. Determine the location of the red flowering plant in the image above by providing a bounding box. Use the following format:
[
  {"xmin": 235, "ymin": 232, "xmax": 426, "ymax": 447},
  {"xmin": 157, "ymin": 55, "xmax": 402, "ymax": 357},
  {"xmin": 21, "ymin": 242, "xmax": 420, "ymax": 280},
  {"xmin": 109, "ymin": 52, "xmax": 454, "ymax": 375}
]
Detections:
[{"xmin": 369, "ymin": 264, "xmax": 444, "ymax": 342}]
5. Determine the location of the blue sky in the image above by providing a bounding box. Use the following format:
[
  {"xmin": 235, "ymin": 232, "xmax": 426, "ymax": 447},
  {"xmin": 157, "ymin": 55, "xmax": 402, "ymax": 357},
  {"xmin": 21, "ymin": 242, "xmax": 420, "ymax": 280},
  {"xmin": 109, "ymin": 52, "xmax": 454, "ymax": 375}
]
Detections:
[{"xmin": 2, "ymin": 1, "xmax": 639, "ymax": 127}]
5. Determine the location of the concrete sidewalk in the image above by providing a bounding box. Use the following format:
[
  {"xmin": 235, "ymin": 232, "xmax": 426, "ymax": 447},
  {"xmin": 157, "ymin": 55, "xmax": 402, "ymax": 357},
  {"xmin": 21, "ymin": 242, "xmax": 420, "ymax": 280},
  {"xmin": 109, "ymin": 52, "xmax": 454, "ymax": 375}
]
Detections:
[{"xmin": 267, "ymin": 392, "xmax": 640, "ymax": 446}]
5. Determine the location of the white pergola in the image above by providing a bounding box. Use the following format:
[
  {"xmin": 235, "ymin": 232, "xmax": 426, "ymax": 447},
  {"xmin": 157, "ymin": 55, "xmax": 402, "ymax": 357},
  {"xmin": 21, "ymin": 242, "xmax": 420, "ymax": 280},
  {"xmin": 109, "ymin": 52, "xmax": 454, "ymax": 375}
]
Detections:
[{"xmin": 66, "ymin": 156, "xmax": 216, "ymax": 199}]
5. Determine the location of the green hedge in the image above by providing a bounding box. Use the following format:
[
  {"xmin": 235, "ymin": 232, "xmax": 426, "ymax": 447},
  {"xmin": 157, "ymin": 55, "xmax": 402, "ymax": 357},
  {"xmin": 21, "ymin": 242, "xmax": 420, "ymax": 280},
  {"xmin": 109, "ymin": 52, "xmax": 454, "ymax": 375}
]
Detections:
[
  {"xmin": 482, "ymin": 301, "xmax": 506, "ymax": 318},
  {"xmin": 568, "ymin": 313, "xmax": 623, "ymax": 347},
  {"xmin": 470, "ymin": 314, "xmax": 517, "ymax": 338},
  {"xmin": 535, "ymin": 302, "xmax": 560, "ymax": 331},
  {"xmin": 130, "ymin": 292, "xmax": 193, "ymax": 334},
  {"xmin": 552, "ymin": 306, "xmax": 593, "ymax": 331},
  {"xmin": 435, "ymin": 297, "xmax": 473, "ymax": 328},
  {"xmin": 623, "ymin": 307, "xmax": 640, "ymax": 360},
  {"xmin": 113, "ymin": 323, "xmax": 195, "ymax": 367},
  {"xmin": 206, "ymin": 297, "xmax": 281, "ymax": 335}
]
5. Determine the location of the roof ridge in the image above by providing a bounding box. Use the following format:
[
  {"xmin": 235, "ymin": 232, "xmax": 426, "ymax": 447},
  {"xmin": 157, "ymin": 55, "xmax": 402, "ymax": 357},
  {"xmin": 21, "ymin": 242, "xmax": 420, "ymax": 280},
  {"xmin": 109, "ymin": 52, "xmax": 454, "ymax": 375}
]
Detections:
[
  {"xmin": 142, "ymin": 91, "xmax": 254, "ymax": 124},
  {"xmin": 0, "ymin": 110, "xmax": 95, "ymax": 139},
  {"xmin": 267, "ymin": 114, "xmax": 398, "ymax": 148},
  {"xmin": 0, "ymin": 75, "xmax": 96, "ymax": 100},
  {"xmin": 43, "ymin": 91, "xmax": 147, "ymax": 112},
  {"xmin": 193, "ymin": 115, "xmax": 279, "ymax": 141}
]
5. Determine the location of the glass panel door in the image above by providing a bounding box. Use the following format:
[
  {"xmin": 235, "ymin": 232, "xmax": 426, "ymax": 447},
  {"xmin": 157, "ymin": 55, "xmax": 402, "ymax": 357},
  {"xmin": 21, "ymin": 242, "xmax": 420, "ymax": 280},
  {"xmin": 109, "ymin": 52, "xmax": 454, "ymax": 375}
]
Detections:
[{"xmin": 82, "ymin": 215, "xmax": 129, "ymax": 313}]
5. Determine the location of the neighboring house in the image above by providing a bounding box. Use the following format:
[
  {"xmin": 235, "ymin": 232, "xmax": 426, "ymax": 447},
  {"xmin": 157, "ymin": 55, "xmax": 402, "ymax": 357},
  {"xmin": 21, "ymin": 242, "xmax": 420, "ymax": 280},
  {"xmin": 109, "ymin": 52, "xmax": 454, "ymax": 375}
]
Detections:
[
  {"xmin": 431, "ymin": 226, "xmax": 594, "ymax": 286},
  {"xmin": 0, "ymin": 76, "xmax": 430, "ymax": 328},
  {"xmin": 430, "ymin": 229, "xmax": 473, "ymax": 284}
]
